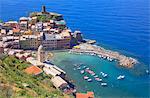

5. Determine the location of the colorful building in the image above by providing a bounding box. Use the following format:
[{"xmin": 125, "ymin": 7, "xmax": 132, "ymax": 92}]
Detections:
[{"xmin": 76, "ymin": 92, "xmax": 94, "ymax": 98}]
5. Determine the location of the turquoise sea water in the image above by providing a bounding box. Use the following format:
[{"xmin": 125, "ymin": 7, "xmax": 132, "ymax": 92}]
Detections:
[
  {"xmin": 51, "ymin": 51, "xmax": 149, "ymax": 98},
  {"xmin": 0, "ymin": 0, "xmax": 150, "ymax": 97}
]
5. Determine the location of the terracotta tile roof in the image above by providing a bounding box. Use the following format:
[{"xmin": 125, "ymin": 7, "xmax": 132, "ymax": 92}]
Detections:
[
  {"xmin": 13, "ymin": 28, "xmax": 20, "ymax": 32},
  {"xmin": 76, "ymin": 92, "xmax": 94, "ymax": 98},
  {"xmin": 25, "ymin": 66, "xmax": 42, "ymax": 75}
]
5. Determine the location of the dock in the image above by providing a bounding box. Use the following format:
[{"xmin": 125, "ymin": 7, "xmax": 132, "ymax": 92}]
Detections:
[{"xmin": 70, "ymin": 43, "xmax": 138, "ymax": 68}]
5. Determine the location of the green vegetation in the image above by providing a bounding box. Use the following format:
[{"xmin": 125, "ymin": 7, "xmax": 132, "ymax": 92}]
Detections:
[
  {"xmin": 37, "ymin": 15, "xmax": 50, "ymax": 22},
  {"xmin": 0, "ymin": 20, "xmax": 3, "ymax": 23},
  {"xmin": 0, "ymin": 56, "xmax": 71, "ymax": 98}
]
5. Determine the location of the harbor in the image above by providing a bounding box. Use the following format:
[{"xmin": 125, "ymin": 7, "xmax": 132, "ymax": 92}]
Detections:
[
  {"xmin": 51, "ymin": 51, "xmax": 150, "ymax": 98},
  {"xmin": 70, "ymin": 43, "xmax": 138, "ymax": 68}
]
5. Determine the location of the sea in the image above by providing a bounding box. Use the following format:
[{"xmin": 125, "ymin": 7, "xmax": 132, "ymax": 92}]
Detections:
[{"xmin": 0, "ymin": 0, "xmax": 149, "ymax": 98}]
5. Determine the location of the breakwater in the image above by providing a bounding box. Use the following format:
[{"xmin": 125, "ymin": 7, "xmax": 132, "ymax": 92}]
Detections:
[{"xmin": 70, "ymin": 43, "xmax": 138, "ymax": 68}]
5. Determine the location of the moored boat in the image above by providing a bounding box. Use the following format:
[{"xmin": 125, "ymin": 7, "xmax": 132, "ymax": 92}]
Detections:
[
  {"xmin": 94, "ymin": 75, "xmax": 98, "ymax": 78},
  {"xmin": 117, "ymin": 75, "xmax": 125, "ymax": 80},
  {"xmin": 101, "ymin": 82, "xmax": 107, "ymax": 86},
  {"xmin": 87, "ymin": 78, "xmax": 92, "ymax": 82},
  {"xmin": 91, "ymin": 73, "xmax": 96, "ymax": 76},
  {"xmin": 84, "ymin": 76, "xmax": 89, "ymax": 80},
  {"xmin": 83, "ymin": 66, "xmax": 86, "ymax": 69},
  {"xmin": 95, "ymin": 78, "xmax": 102, "ymax": 82},
  {"xmin": 100, "ymin": 72, "xmax": 108, "ymax": 78},
  {"xmin": 80, "ymin": 70, "xmax": 84, "ymax": 74}
]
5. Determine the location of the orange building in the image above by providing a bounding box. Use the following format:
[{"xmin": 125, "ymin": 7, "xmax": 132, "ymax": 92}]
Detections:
[
  {"xmin": 25, "ymin": 66, "xmax": 42, "ymax": 75},
  {"xmin": 13, "ymin": 28, "xmax": 21, "ymax": 36},
  {"xmin": 76, "ymin": 92, "xmax": 94, "ymax": 98}
]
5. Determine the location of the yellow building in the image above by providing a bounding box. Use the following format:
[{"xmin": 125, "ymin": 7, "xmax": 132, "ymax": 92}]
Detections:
[{"xmin": 24, "ymin": 30, "xmax": 32, "ymax": 35}]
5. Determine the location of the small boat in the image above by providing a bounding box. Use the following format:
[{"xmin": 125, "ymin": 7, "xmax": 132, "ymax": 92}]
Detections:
[
  {"xmin": 91, "ymin": 73, "xmax": 96, "ymax": 76},
  {"xmin": 91, "ymin": 53, "xmax": 95, "ymax": 56},
  {"xmin": 84, "ymin": 76, "xmax": 89, "ymax": 80},
  {"xmin": 98, "ymin": 55, "xmax": 102, "ymax": 58},
  {"xmin": 77, "ymin": 67, "xmax": 81, "ymax": 70},
  {"xmin": 101, "ymin": 82, "xmax": 107, "ymax": 86},
  {"xmin": 87, "ymin": 79, "xmax": 92, "ymax": 82},
  {"xmin": 73, "ymin": 68, "xmax": 76, "ymax": 70},
  {"xmin": 103, "ymin": 74, "xmax": 108, "ymax": 78},
  {"xmin": 109, "ymin": 58, "xmax": 113, "ymax": 61},
  {"xmin": 73, "ymin": 64, "xmax": 78, "ymax": 67},
  {"xmin": 101, "ymin": 72, "xmax": 108, "ymax": 78},
  {"xmin": 86, "ymin": 67, "xmax": 90, "ymax": 70},
  {"xmin": 94, "ymin": 75, "xmax": 98, "ymax": 78},
  {"xmin": 117, "ymin": 75, "xmax": 125, "ymax": 80},
  {"xmin": 80, "ymin": 70, "xmax": 84, "ymax": 74},
  {"xmin": 95, "ymin": 78, "xmax": 102, "ymax": 82},
  {"xmin": 83, "ymin": 66, "xmax": 86, "ymax": 69},
  {"xmin": 146, "ymin": 70, "xmax": 149, "ymax": 74}
]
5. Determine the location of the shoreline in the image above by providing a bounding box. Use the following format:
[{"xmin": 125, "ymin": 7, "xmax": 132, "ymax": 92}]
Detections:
[{"xmin": 69, "ymin": 43, "xmax": 139, "ymax": 68}]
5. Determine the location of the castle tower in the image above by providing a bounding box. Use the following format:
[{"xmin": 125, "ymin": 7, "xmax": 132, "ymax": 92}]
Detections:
[
  {"xmin": 42, "ymin": 6, "xmax": 46, "ymax": 13},
  {"xmin": 37, "ymin": 45, "xmax": 45, "ymax": 63}
]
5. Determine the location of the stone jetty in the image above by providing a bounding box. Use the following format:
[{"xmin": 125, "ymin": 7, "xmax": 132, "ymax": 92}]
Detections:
[{"xmin": 70, "ymin": 43, "xmax": 138, "ymax": 68}]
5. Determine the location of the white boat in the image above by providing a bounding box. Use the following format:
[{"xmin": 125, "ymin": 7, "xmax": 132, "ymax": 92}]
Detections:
[
  {"xmin": 101, "ymin": 72, "xmax": 108, "ymax": 78},
  {"xmin": 83, "ymin": 66, "xmax": 86, "ymax": 68},
  {"xmin": 109, "ymin": 58, "xmax": 113, "ymax": 61},
  {"xmin": 95, "ymin": 78, "xmax": 102, "ymax": 82},
  {"xmin": 117, "ymin": 75, "xmax": 125, "ymax": 80},
  {"xmin": 146, "ymin": 70, "xmax": 149, "ymax": 74},
  {"xmin": 103, "ymin": 74, "xmax": 108, "ymax": 78},
  {"xmin": 87, "ymin": 78, "xmax": 92, "ymax": 82},
  {"xmin": 91, "ymin": 53, "xmax": 95, "ymax": 56},
  {"xmin": 91, "ymin": 73, "xmax": 96, "ymax": 76},
  {"xmin": 98, "ymin": 55, "xmax": 102, "ymax": 58},
  {"xmin": 80, "ymin": 70, "xmax": 84, "ymax": 74},
  {"xmin": 94, "ymin": 75, "xmax": 98, "ymax": 78},
  {"xmin": 86, "ymin": 67, "xmax": 90, "ymax": 70},
  {"xmin": 77, "ymin": 67, "xmax": 81, "ymax": 70},
  {"xmin": 84, "ymin": 76, "xmax": 89, "ymax": 80},
  {"xmin": 101, "ymin": 82, "xmax": 107, "ymax": 86}
]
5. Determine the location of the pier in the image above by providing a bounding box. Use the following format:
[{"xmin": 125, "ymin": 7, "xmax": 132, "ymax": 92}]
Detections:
[{"xmin": 70, "ymin": 43, "xmax": 138, "ymax": 68}]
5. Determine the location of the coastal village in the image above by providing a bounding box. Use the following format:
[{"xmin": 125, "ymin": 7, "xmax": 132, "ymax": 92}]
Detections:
[{"xmin": 0, "ymin": 6, "xmax": 139, "ymax": 98}]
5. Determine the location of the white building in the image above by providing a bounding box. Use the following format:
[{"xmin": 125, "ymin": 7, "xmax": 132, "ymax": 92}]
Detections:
[{"xmin": 51, "ymin": 76, "xmax": 68, "ymax": 89}]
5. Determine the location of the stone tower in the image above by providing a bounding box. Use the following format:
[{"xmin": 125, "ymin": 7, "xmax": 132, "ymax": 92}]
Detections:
[
  {"xmin": 42, "ymin": 6, "xmax": 46, "ymax": 13},
  {"xmin": 37, "ymin": 45, "xmax": 45, "ymax": 63}
]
